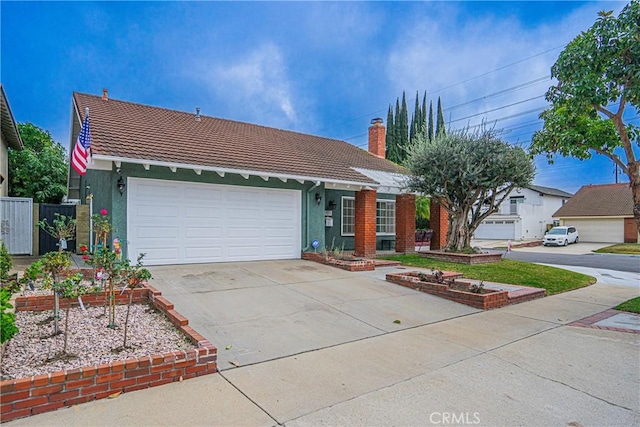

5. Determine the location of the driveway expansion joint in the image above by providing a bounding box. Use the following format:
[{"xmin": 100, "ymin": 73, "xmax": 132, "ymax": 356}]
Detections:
[{"xmin": 488, "ymin": 352, "xmax": 636, "ymax": 412}]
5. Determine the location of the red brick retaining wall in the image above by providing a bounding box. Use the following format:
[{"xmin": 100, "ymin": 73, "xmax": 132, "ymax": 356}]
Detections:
[
  {"xmin": 386, "ymin": 272, "xmax": 509, "ymax": 309},
  {"xmin": 419, "ymin": 251, "xmax": 503, "ymax": 264},
  {"xmin": 1, "ymin": 285, "xmax": 217, "ymax": 423},
  {"xmin": 302, "ymin": 252, "xmax": 375, "ymax": 271}
]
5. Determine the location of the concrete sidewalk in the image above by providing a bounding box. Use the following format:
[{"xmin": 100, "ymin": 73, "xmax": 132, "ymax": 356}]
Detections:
[{"xmin": 6, "ymin": 264, "xmax": 640, "ymax": 426}]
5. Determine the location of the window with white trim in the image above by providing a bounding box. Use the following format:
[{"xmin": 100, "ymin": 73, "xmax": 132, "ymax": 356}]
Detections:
[
  {"xmin": 509, "ymin": 196, "xmax": 524, "ymax": 215},
  {"xmin": 376, "ymin": 200, "xmax": 396, "ymax": 235},
  {"xmin": 341, "ymin": 197, "xmax": 397, "ymax": 236},
  {"xmin": 341, "ymin": 197, "xmax": 355, "ymax": 236}
]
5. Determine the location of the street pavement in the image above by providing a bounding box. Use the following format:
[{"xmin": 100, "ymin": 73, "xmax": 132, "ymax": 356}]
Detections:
[
  {"xmin": 5, "ymin": 259, "xmax": 639, "ymax": 427},
  {"xmin": 471, "ymin": 240, "xmax": 640, "ymax": 273}
]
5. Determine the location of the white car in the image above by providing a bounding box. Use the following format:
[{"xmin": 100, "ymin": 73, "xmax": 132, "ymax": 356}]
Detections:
[{"xmin": 543, "ymin": 226, "xmax": 579, "ymax": 246}]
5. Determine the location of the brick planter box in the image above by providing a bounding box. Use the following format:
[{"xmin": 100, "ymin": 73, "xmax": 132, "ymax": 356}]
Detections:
[
  {"xmin": 386, "ymin": 272, "xmax": 509, "ymax": 310},
  {"xmin": 1, "ymin": 285, "xmax": 217, "ymax": 422},
  {"xmin": 419, "ymin": 251, "xmax": 503, "ymax": 264},
  {"xmin": 302, "ymin": 252, "xmax": 375, "ymax": 272}
]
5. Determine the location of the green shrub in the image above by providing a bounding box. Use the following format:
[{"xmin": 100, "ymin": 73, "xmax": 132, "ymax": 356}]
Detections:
[{"xmin": 1, "ymin": 288, "xmax": 18, "ymax": 343}]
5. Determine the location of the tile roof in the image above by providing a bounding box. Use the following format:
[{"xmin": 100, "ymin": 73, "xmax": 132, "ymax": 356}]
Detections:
[
  {"xmin": 73, "ymin": 92, "xmax": 405, "ymax": 185},
  {"xmin": 553, "ymin": 183, "xmax": 634, "ymax": 217},
  {"xmin": 527, "ymin": 184, "xmax": 573, "ymax": 198}
]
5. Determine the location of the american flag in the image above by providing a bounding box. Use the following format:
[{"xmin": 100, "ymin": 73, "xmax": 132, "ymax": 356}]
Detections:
[{"xmin": 71, "ymin": 115, "xmax": 91, "ymax": 175}]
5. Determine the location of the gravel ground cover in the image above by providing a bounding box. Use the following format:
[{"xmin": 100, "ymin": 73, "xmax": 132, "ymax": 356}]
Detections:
[{"xmin": 1, "ymin": 303, "xmax": 193, "ymax": 380}]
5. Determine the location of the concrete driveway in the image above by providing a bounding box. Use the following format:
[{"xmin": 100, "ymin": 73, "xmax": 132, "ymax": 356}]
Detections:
[
  {"xmin": 7, "ymin": 260, "xmax": 640, "ymax": 426},
  {"xmin": 147, "ymin": 260, "xmax": 479, "ymax": 369}
]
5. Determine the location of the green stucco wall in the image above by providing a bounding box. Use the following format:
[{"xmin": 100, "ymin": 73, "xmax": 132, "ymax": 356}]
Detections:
[{"xmin": 81, "ymin": 163, "xmax": 327, "ymax": 259}]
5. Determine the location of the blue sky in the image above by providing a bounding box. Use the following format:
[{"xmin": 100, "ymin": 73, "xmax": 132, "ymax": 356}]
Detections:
[{"xmin": 1, "ymin": 0, "xmax": 636, "ymax": 194}]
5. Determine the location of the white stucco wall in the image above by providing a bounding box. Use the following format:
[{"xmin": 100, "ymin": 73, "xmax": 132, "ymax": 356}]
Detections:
[{"xmin": 474, "ymin": 187, "xmax": 570, "ymax": 240}]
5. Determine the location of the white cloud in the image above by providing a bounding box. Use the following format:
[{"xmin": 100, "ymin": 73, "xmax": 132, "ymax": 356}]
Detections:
[
  {"xmin": 192, "ymin": 43, "xmax": 299, "ymax": 129},
  {"xmin": 384, "ymin": 1, "xmax": 626, "ymax": 136}
]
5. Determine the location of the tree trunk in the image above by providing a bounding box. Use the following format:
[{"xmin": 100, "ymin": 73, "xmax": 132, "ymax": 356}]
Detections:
[
  {"xmin": 611, "ymin": 114, "xmax": 640, "ymax": 236},
  {"xmin": 123, "ymin": 291, "xmax": 133, "ymax": 348},
  {"xmin": 444, "ymin": 213, "xmax": 472, "ymax": 252},
  {"xmin": 108, "ymin": 276, "xmax": 116, "ymax": 328},
  {"xmin": 630, "ymin": 168, "xmax": 640, "ymax": 238},
  {"xmin": 62, "ymin": 305, "xmax": 70, "ymax": 354},
  {"xmin": 53, "ymin": 272, "xmax": 60, "ymax": 335}
]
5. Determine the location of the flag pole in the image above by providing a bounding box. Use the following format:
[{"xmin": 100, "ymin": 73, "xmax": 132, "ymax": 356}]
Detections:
[{"xmin": 84, "ymin": 107, "xmax": 93, "ymax": 253}]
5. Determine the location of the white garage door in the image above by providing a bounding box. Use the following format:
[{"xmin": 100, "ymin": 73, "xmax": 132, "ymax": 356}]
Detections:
[
  {"xmin": 567, "ymin": 219, "xmax": 623, "ymax": 243},
  {"xmin": 127, "ymin": 178, "xmax": 301, "ymax": 265},
  {"xmin": 474, "ymin": 220, "xmax": 516, "ymax": 240}
]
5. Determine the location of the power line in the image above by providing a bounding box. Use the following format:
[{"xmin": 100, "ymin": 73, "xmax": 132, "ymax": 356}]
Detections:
[
  {"xmin": 449, "ymin": 96, "xmax": 545, "ymax": 124},
  {"xmin": 318, "ymin": 45, "xmax": 564, "ymax": 137},
  {"xmin": 429, "ymin": 45, "xmax": 564, "ymax": 96},
  {"xmin": 445, "ymin": 76, "xmax": 550, "ymax": 112}
]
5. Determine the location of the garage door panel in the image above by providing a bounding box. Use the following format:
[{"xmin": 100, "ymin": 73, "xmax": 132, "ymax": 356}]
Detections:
[
  {"xmin": 265, "ymin": 227, "xmax": 296, "ymax": 238},
  {"xmin": 474, "ymin": 221, "xmax": 515, "ymax": 240},
  {"xmin": 185, "ymin": 227, "xmax": 223, "ymax": 238},
  {"xmin": 134, "ymin": 226, "xmax": 179, "ymax": 239},
  {"xmin": 184, "ymin": 247, "xmax": 224, "ymax": 260},
  {"xmin": 133, "ymin": 204, "xmax": 180, "ymax": 219},
  {"xmin": 128, "ymin": 178, "xmax": 301, "ymax": 265},
  {"xmin": 569, "ymin": 219, "xmax": 623, "ymax": 242},
  {"xmin": 184, "ymin": 206, "xmax": 222, "ymax": 218},
  {"xmin": 136, "ymin": 183, "xmax": 179, "ymax": 198}
]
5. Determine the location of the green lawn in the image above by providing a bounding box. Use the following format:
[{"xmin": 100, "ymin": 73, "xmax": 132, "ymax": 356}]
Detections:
[
  {"xmin": 593, "ymin": 244, "xmax": 640, "ymax": 255},
  {"xmin": 382, "ymin": 254, "xmax": 595, "ymax": 295},
  {"xmin": 615, "ymin": 297, "xmax": 640, "ymax": 314}
]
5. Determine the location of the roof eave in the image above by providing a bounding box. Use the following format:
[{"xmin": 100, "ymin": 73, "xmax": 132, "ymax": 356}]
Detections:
[
  {"xmin": 0, "ymin": 85, "xmax": 24, "ymax": 150},
  {"xmin": 91, "ymin": 154, "xmax": 382, "ymax": 189}
]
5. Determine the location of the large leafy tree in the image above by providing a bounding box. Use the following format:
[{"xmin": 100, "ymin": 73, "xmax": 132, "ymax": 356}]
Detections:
[
  {"xmin": 405, "ymin": 129, "xmax": 535, "ymax": 252},
  {"xmin": 531, "ymin": 1, "xmax": 640, "ymax": 230},
  {"xmin": 9, "ymin": 123, "xmax": 68, "ymax": 203}
]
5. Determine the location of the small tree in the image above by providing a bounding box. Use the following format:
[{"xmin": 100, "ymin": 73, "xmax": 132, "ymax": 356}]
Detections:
[
  {"xmin": 40, "ymin": 251, "xmax": 71, "ymax": 334},
  {"xmin": 92, "ymin": 209, "xmax": 111, "ymax": 252},
  {"xmin": 531, "ymin": 2, "xmax": 640, "ymax": 230},
  {"xmin": 38, "ymin": 213, "xmax": 77, "ymax": 252},
  {"xmin": 405, "ymin": 129, "xmax": 535, "ymax": 252},
  {"xmin": 56, "ymin": 273, "xmax": 92, "ymax": 354},
  {"xmin": 119, "ymin": 254, "xmax": 152, "ymax": 348}
]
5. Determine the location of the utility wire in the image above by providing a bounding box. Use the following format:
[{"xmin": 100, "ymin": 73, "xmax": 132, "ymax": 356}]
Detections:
[{"xmin": 317, "ymin": 45, "xmax": 564, "ymax": 136}]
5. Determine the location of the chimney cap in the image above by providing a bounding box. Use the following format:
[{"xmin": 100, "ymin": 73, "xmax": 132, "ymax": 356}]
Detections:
[{"xmin": 370, "ymin": 117, "xmax": 383, "ymax": 125}]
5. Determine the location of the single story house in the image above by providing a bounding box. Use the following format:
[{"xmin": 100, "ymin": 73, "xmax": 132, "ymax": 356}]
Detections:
[
  {"xmin": 473, "ymin": 185, "xmax": 572, "ymax": 241},
  {"xmin": 66, "ymin": 91, "xmax": 421, "ymax": 265},
  {"xmin": 553, "ymin": 183, "xmax": 638, "ymax": 243},
  {"xmin": 1, "ymin": 84, "xmax": 24, "ymax": 197}
]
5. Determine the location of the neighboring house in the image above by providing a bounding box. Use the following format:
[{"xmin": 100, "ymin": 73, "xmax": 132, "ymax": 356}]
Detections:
[
  {"xmin": 0, "ymin": 84, "xmax": 24, "ymax": 196},
  {"xmin": 67, "ymin": 91, "xmax": 416, "ymax": 266},
  {"xmin": 553, "ymin": 183, "xmax": 638, "ymax": 243},
  {"xmin": 473, "ymin": 185, "xmax": 573, "ymax": 241}
]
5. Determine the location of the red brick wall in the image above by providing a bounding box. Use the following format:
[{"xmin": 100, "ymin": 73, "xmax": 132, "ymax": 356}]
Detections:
[
  {"xmin": 368, "ymin": 122, "xmax": 386, "ymax": 159},
  {"xmin": 395, "ymin": 194, "xmax": 416, "ymax": 253},
  {"xmin": 623, "ymin": 218, "xmax": 639, "ymax": 243},
  {"xmin": 430, "ymin": 199, "xmax": 449, "ymax": 250},
  {"xmin": 354, "ymin": 190, "xmax": 377, "ymax": 258},
  {"xmin": 1, "ymin": 285, "xmax": 217, "ymax": 422}
]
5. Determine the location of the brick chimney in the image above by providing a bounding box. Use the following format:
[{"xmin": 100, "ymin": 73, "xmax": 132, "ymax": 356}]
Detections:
[
  {"xmin": 368, "ymin": 118, "xmax": 385, "ymax": 159},
  {"xmin": 102, "ymin": 88, "xmax": 108, "ymax": 101}
]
